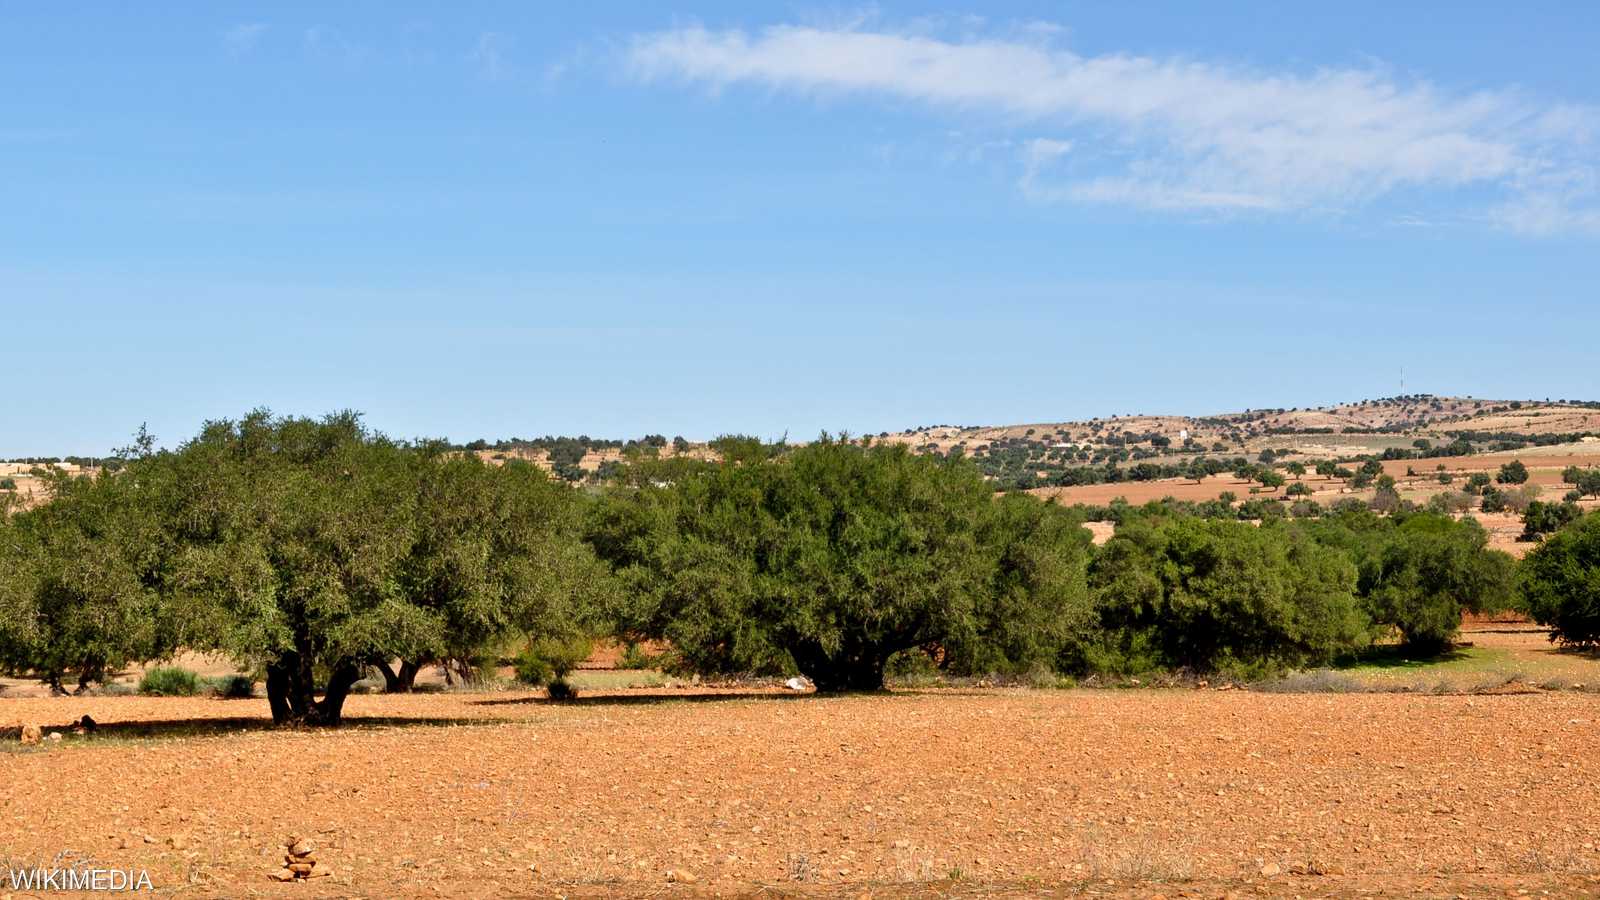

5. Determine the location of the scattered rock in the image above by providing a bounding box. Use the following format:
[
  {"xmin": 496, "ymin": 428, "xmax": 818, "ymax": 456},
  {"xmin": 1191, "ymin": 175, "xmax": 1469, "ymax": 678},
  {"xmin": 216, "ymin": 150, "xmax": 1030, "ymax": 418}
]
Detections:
[
  {"xmin": 267, "ymin": 868, "xmax": 296, "ymax": 882},
  {"xmin": 1260, "ymin": 862, "xmax": 1282, "ymax": 877},
  {"xmin": 19, "ymin": 723, "xmax": 41, "ymax": 745},
  {"xmin": 47, "ymin": 731, "xmax": 63, "ymax": 742},
  {"xmin": 666, "ymin": 869, "xmax": 698, "ymax": 884}
]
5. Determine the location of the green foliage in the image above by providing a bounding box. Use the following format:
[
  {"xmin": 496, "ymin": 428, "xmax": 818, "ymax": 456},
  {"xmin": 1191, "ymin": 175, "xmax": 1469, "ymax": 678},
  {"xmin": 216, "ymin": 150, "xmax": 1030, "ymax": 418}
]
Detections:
[
  {"xmin": 0, "ymin": 410, "xmax": 614, "ymax": 724},
  {"xmin": 586, "ymin": 437, "xmax": 1071, "ymax": 691},
  {"xmin": 1086, "ymin": 518, "xmax": 1370, "ymax": 674},
  {"xmin": 1562, "ymin": 466, "xmax": 1600, "ymax": 499},
  {"xmin": 1355, "ymin": 513, "xmax": 1516, "ymax": 650},
  {"xmin": 1480, "ymin": 487, "xmax": 1508, "ymax": 513},
  {"xmin": 0, "ymin": 477, "xmax": 15, "ymax": 490},
  {"xmin": 1522, "ymin": 501, "xmax": 1582, "ymax": 541},
  {"xmin": 615, "ymin": 642, "xmax": 657, "ymax": 670},
  {"xmin": 1497, "ymin": 460, "xmax": 1529, "ymax": 485},
  {"xmin": 943, "ymin": 493, "xmax": 1095, "ymax": 676},
  {"xmin": 207, "ymin": 673, "xmax": 256, "ymax": 699},
  {"xmin": 0, "ymin": 460, "xmax": 175, "ymax": 693},
  {"xmin": 1520, "ymin": 513, "xmax": 1600, "ymax": 647},
  {"xmin": 139, "ymin": 666, "xmax": 201, "ymax": 696},
  {"xmin": 514, "ymin": 635, "xmax": 593, "ymax": 686}
]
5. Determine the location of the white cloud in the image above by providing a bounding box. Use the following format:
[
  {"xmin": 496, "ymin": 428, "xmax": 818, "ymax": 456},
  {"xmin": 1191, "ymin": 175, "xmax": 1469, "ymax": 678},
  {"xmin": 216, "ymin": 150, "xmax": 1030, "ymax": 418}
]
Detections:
[
  {"xmin": 223, "ymin": 23, "xmax": 267, "ymax": 56},
  {"xmin": 470, "ymin": 32, "xmax": 512, "ymax": 81},
  {"xmin": 303, "ymin": 25, "xmax": 369, "ymax": 66},
  {"xmin": 623, "ymin": 21, "xmax": 1600, "ymax": 233}
]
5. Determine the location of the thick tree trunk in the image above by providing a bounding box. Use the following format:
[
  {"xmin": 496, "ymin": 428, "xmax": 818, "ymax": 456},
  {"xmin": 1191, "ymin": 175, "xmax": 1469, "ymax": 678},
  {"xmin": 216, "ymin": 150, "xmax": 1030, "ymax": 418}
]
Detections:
[
  {"xmin": 377, "ymin": 659, "xmax": 422, "ymax": 693},
  {"xmin": 313, "ymin": 662, "xmax": 362, "ymax": 725},
  {"xmin": 793, "ymin": 640, "xmax": 893, "ymax": 693},
  {"xmin": 266, "ymin": 654, "xmax": 360, "ymax": 726}
]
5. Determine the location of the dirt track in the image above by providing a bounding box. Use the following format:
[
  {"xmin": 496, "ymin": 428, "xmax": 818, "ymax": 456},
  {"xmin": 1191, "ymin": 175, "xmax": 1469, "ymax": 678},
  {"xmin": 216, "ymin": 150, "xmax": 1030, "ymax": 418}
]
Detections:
[{"xmin": 4, "ymin": 687, "xmax": 1600, "ymax": 898}]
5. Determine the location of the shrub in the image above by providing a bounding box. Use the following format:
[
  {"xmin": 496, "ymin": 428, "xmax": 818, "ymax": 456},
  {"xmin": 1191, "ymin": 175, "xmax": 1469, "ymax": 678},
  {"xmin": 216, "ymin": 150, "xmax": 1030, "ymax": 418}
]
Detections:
[
  {"xmin": 514, "ymin": 636, "xmax": 592, "ymax": 686},
  {"xmin": 1522, "ymin": 501, "xmax": 1582, "ymax": 541},
  {"xmin": 615, "ymin": 642, "xmax": 656, "ymax": 670},
  {"xmin": 0, "ymin": 477, "xmax": 15, "ymax": 490},
  {"xmin": 207, "ymin": 674, "xmax": 255, "ymax": 699},
  {"xmin": 138, "ymin": 666, "xmax": 201, "ymax": 696},
  {"xmin": 1520, "ymin": 513, "xmax": 1600, "ymax": 647}
]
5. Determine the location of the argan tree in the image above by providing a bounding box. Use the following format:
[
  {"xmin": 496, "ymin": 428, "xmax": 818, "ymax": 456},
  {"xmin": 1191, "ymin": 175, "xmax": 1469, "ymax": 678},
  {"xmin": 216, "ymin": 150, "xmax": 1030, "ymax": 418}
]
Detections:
[
  {"xmin": 1520, "ymin": 512, "xmax": 1600, "ymax": 647},
  {"xmin": 382, "ymin": 449, "xmax": 613, "ymax": 691},
  {"xmin": 1087, "ymin": 517, "xmax": 1369, "ymax": 675},
  {"xmin": 588, "ymin": 437, "xmax": 1068, "ymax": 691},
  {"xmin": 1497, "ymin": 460, "xmax": 1530, "ymax": 485},
  {"xmin": 0, "ymin": 463, "xmax": 176, "ymax": 693},
  {"xmin": 153, "ymin": 411, "xmax": 608, "ymax": 724}
]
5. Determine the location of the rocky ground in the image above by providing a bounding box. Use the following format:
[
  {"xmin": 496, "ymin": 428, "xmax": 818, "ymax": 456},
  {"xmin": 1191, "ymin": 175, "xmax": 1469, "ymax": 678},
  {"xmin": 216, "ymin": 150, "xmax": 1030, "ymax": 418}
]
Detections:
[{"xmin": 3, "ymin": 680, "xmax": 1599, "ymax": 898}]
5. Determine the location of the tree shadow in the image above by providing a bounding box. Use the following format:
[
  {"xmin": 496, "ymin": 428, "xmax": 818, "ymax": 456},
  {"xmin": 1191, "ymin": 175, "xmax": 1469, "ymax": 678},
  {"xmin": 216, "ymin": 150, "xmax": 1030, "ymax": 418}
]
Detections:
[
  {"xmin": 1551, "ymin": 643, "xmax": 1600, "ymax": 660},
  {"xmin": 1335, "ymin": 644, "xmax": 1472, "ymax": 672},
  {"xmin": 2, "ymin": 714, "xmax": 492, "ymax": 744},
  {"xmin": 468, "ymin": 690, "xmax": 816, "ymax": 708}
]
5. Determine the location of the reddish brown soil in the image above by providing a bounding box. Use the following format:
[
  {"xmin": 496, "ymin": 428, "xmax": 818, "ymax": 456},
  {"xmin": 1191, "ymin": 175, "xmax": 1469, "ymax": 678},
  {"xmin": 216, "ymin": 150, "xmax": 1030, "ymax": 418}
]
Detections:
[{"xmin": 4, "ymin": 687, "xmax": 1599, "ymax": 898}]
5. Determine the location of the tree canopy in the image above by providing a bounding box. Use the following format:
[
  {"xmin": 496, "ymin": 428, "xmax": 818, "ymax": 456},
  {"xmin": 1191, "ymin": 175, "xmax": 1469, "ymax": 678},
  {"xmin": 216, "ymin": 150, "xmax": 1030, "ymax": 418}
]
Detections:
[{"xmin": 587, "ymin": 436, "xmax": 1086, "ymax": 691}]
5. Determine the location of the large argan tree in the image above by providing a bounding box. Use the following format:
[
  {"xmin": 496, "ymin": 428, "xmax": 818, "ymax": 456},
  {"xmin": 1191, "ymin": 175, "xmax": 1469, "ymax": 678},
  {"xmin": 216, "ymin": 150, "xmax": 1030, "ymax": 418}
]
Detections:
[
  {"xmin": 147, "ymin": 410, "xmax": 609, "ymax": 724},
  {"xmin": 588, "ymin": 436, "xmax": 1078, "ymax": 692}
]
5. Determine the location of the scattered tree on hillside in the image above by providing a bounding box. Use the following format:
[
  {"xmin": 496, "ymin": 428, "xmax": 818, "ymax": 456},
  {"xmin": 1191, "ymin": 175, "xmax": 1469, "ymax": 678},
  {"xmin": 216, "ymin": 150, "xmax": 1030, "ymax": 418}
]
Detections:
[{"xmin": 1497, "ymin": 460, "xmax": 1530, "ymax": 485}]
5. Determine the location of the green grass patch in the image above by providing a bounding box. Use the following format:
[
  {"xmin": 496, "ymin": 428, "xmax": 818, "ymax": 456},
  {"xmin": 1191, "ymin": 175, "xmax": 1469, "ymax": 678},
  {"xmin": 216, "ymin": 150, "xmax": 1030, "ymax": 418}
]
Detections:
[{"xmin": 567, "ymin": 669, "xmax": 673, "ymax": 690}]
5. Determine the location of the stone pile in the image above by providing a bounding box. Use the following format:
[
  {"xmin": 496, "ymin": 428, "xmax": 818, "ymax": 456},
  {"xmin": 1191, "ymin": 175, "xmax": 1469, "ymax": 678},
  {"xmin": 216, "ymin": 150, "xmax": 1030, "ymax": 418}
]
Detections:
[{"xmin": 269, "ymin": 837, "xmax": 331, "ymax": 882}]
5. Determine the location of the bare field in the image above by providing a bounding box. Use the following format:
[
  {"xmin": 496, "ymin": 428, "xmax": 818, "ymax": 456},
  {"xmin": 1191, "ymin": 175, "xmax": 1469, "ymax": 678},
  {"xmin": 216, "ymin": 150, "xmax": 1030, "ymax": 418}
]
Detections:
[{"xmin": 5, "ymin": 682, "xmax": 1600, "ymax": 898}]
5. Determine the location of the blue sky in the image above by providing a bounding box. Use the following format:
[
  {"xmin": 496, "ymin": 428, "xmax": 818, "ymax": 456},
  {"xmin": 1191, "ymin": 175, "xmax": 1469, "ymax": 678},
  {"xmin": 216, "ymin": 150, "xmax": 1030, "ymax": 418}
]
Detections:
[{"xmin": 3, "ymin": 3, "xmax": 1598, "ymax": 455}]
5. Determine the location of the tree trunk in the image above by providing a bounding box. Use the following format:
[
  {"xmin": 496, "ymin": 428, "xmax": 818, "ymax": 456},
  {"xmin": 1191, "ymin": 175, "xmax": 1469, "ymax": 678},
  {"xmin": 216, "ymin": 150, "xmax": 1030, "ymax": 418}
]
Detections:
[
  {"xmin": 793, "ymin": 641, "xmax": 892, "ymax": 693},
  {"xmin": 266, "ymin": 662, "xmax": 293, "ymax": 725},
  {"xmin": 266, "ymin": 654, "xmax": 360, "ymax": 726},
  {"xmin": 313, "ymin": 662, "xmax": 362, "ymax": 725},
  {"xmin": 376, "ymin": 659, "xmax": 422, "ymax": 693}
]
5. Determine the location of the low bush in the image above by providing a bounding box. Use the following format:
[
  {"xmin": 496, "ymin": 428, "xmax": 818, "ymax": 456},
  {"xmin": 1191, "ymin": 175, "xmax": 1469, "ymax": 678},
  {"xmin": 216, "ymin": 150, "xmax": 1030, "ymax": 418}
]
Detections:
[
  {"xmin": 138, "ymin": 666, "xmax": 200, "ymax": 696},
  {"xmin": 616, "ymin": 642, "xmax": 656, "ymax": 670},
  {"xmin": 207, "ymin": 674, "xmax": 255, "ymax": 699},
  {"xmin": 514, "ymin": 636, "xmax": 593, "ymax": 686}
]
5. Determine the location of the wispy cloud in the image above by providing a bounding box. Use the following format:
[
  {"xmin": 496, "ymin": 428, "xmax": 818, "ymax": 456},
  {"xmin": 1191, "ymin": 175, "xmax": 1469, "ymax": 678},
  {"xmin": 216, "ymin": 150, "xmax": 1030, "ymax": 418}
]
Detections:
[
  {"xmin": 223, "ymin": 23, "xmax": 268, "ymax": 56},
  {"xmin": 469, "ymin": 31, "xmax": 513, "ymax": 81},
  {"xmin": 623, "ymin": 20, "xmax": 1600, "ymax": 234},
  {"xmin": 303, "ymin": 25, "xmax": 370, "ymax": 66}
]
